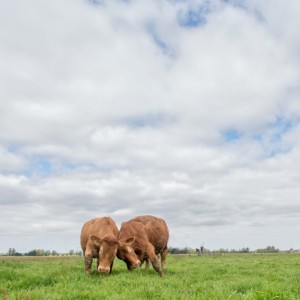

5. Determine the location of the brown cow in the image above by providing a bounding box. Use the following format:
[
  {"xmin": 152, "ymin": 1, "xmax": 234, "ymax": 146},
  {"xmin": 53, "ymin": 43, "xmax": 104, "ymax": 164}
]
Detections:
[
  {"xmin": 80, "ymin": 217, "xmax": 119, "ymax": 274},
  {"xmin": 117, "ymin": 215, "xmax": 169, "ymax": 276}
]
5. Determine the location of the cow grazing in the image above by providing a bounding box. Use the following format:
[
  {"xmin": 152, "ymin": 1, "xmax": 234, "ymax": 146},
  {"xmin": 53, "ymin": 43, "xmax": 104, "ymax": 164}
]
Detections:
[
  {"xmin": 80, "ymin": 217, "xmax": 119, "ymax": 274},
  {"xmin": 117, "ymin": 215, "xmax": 169, "ymax": 276}
]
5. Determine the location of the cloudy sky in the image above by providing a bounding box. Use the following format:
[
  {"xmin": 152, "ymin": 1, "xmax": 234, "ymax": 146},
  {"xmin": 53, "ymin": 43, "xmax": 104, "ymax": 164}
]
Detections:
[{"xmin": 1, "ymin": 0, "xmax": 299, "ymax": 253}]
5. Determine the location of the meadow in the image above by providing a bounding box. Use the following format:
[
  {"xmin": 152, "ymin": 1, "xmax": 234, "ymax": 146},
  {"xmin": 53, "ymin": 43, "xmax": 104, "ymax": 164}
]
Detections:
[{"xmin": 0, "ymin": 253, "xmax": 299, "ymax": 300}]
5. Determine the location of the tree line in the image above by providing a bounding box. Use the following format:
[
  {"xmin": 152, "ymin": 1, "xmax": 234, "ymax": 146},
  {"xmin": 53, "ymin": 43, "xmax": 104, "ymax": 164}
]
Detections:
[
  {"xmin": 5, "ymin": 248, "xmax": 82, "ymax": 257},
  {"xmin": 3, "ymin": 245, "xmax": 292, "ymax": 257},
  {"xmin": 169, "ymin": 245, "xmax": 283, "ymax": 254}
]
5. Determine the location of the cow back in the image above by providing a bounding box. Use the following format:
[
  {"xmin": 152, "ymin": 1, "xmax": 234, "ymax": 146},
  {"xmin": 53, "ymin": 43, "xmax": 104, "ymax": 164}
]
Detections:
[{"xmin": 132, "ymin": 215, "xmax": 169, "ymax": 254}]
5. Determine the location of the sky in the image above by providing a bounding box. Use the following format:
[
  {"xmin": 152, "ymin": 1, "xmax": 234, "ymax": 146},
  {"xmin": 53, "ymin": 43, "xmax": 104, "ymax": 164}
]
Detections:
[{"xmin": 0, "ymin": 0, "xmax": 300, "ymax": 253}]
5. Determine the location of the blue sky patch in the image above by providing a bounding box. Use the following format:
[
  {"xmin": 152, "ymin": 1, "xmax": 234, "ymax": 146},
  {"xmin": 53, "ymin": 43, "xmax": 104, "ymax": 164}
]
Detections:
[
  {"xmin": 25, "ymin": 157, "xmax": 52, "ymax": 177},
  {"xmin": 178, "ymin": 0, "xmax": 214, "ymax": 28},
  {"xmin": 177, "ymin": 0, "xmax": 213, "ymax": 28},
  {"xmin": 222, "ymin": 128, "xmax": 243, "ymax": 142},
  {"xmin": 145, "ymin": 22, "xmax": 175, "ymax": 57},
  {"xmin": 269, "ymin": 116, "xmax": 294, "ymax": 142},
  {"xmin": 178, "ymin": 9, "xmax": 207, "ymax": 27},
  {"xmin": 250, "ymin": 116, "xmax": 297, "ymax": 158},
  {"xmin": 7, "ymin": 144, "xmax": 19, "ymax": 153}
]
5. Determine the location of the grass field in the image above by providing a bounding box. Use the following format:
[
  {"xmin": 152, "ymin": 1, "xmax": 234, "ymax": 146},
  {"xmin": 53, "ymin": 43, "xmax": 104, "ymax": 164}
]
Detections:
[{"xmin": 0, "ymin": 253, "xmax": 299, "ymax": 299}]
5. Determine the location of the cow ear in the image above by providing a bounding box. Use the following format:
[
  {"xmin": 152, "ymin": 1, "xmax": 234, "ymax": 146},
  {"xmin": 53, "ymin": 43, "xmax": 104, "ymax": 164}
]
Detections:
[
  {"xmin": 102, "ymin": 236, "xmax": 119, "ymax": 246},
  {"xmin": 91, "ymin": 236, "xmax": 102, "ymax": 246},
  {"xmin": 125, "ymin": 237, "xmax": 135, "ymax": 245}
]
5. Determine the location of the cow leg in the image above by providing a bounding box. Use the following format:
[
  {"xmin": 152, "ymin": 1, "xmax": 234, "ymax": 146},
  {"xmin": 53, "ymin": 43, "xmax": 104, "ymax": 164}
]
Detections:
[
  {"xmin": 85, "ymin": 254, "xmax": 93, "ymax": 274},
  {"xmin": 144, "ymin": 258, "xmax": 151, "ymax": 270},
  {"xmin": 147, "ymin": 245, "xmax": 163, "ymax": 277},
  {"xmin": 161, "ymin": 248, "xmax": 168, "ymax": 270}
]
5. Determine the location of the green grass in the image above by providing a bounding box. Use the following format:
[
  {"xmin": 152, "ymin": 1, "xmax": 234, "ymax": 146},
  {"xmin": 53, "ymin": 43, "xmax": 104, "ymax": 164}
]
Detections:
[{"xmin": 0, "ymin": 253, "xmax": 299, "ymax": 299}]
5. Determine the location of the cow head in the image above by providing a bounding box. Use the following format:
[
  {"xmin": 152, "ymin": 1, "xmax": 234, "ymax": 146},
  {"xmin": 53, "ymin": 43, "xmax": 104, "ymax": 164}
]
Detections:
[
  {"xmin": 91, "ymin": 235, "xmax": 119, "ymax": 274},
  {"xmin": 117, "ymin": 237, "xmax": 141, "ymax": 270}
]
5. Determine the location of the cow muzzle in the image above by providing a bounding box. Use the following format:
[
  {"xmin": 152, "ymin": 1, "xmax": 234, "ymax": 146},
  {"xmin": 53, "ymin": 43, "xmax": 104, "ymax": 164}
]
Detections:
[
  {"xmin": 98, "ymin": 266, "xmax": 110, "ymax": 274},
  {"xmin": 129, "ymin": 260, "xmax": 141, "ymax": 270}
]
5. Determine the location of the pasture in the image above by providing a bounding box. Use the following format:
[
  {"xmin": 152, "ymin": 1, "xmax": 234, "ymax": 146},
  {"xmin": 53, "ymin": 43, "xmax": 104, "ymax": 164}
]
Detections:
[{"xmin": 0, "ymin": 253, "xmax": 299, "ymax": 299}]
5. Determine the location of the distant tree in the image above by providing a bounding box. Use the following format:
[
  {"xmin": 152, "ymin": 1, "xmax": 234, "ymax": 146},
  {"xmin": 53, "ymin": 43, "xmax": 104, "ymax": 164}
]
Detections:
[
  {"xmin": 169, "ymin": 247, "xmax": 182, "ymax": 254},
  {"xmin": 219, "ymin": 248, "xmax": 229, "ymax": 253},
  {"xmin": 7, "ymin": 248, "xmax": 16, "ymax": 256},
  {"xmin": 181, "ymin": 247, "xmax": 189, "ymax": 254},
  {"xmin": 266, "ymin": 246, "xmax": 279, "ymax": 253},
  {"xmin": 187, "ymin": 248, "xmax": 196, "ymax": 255},
  {"xmin": 240, "ymin": 247, "xmax": 250, "ymax": 253},
  {"xmin": 256, "ymin": 245, "xmax": 279, "ymax": 253},
  {"xmin": 169, "ymin": 247, "xmax": 192, "ymax": 254},
  {"xmin": 69, "ymin": 250, "xmax": 75, "ymax": 256},
  {"xmin": 36, "ymin": 249, "xmax": 45, "ymax": 256},
  {"xmin": 51, "ymin": 250, "xmax": 58, "ymax": 256},
  {"xmin": 169, "ymin": 247, "xmax": 178, "ymax": 254},
  {"xmin": 27, "ymin": 250, "xmax": 37, "ymax": 256}
]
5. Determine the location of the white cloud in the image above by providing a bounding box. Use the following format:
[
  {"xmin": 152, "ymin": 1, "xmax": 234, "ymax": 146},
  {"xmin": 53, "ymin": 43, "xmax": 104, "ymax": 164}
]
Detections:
[{"xmin": 0, "ymin": 0, "xmax": 300, "ymax": 253}]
